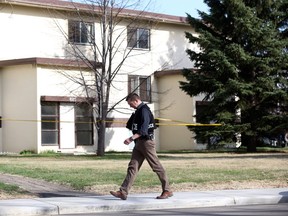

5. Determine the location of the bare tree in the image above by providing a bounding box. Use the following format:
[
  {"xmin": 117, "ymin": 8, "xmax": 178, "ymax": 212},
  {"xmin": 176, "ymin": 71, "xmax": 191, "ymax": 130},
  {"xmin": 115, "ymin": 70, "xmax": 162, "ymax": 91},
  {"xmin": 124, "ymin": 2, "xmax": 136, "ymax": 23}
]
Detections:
[{"xmin": 53, "ymin": 0, "xmax": 157, "ymax": 156}]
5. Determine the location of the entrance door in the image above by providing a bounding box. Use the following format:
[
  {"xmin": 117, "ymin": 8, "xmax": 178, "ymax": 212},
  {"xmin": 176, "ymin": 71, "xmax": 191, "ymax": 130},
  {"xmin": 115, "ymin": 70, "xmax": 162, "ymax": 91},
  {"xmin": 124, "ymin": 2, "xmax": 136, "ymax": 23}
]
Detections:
[{"xmin": 60, "ymin": 104, "xmax": 75, "ymax": 149}]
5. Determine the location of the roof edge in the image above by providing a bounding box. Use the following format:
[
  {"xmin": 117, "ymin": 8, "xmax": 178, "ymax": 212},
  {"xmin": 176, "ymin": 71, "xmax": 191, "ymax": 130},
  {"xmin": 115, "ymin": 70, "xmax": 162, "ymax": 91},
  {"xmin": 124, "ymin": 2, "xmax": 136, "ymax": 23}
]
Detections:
[
  {"xmin": 0, "ymin": 57, "xmax": 101, "ymax": 68},
  {"xmin": 0, "ymin": 0, "xmax": 188, "ymax": 25}
]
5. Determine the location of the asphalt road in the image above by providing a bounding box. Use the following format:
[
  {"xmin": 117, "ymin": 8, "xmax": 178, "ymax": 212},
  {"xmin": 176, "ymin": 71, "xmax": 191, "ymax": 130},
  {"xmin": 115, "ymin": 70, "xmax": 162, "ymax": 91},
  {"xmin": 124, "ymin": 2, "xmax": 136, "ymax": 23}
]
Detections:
[{"xmin": 61, "ymin": 204, "xmax": 288, "ymax": 216}]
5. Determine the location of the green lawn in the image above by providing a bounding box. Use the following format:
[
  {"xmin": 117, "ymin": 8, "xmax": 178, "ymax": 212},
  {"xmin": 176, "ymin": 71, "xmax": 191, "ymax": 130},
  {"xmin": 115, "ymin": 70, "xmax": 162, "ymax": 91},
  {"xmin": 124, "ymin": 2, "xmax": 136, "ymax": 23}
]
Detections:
[
  {"xmin": 0, "ymin": 182, "xmax": 27, "ymax": 194},
  {"xmin": 0, "ymin": 150, "xmax": 287, "ymax": 195}
]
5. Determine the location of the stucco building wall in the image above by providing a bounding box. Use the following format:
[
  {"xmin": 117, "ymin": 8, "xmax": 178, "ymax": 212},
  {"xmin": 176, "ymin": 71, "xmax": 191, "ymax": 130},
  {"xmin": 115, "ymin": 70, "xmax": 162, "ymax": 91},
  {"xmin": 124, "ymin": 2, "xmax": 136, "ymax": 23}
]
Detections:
[
  {"xmin": 1, "ymin": 64, "xmax": 38, "ymax": 153},
  {"xmin": 156, "ymin": 71, "xmax": 196, "ymax": 150}
]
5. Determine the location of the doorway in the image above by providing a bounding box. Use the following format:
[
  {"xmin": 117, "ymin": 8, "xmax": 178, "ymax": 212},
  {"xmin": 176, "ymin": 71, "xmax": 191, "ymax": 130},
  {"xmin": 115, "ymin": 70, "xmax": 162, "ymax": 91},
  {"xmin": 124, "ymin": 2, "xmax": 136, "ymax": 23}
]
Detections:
[{"xmin": 60, "ymin": 104, "xmax": 75, "ymax": 149}]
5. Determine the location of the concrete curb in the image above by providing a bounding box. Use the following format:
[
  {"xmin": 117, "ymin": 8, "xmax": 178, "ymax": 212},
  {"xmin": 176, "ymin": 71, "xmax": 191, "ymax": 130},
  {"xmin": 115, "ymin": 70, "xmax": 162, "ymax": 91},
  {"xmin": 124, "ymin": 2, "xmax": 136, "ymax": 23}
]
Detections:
[{"xmin": 0, "ymin": 188, "xmax": 287, "ymax": 216}]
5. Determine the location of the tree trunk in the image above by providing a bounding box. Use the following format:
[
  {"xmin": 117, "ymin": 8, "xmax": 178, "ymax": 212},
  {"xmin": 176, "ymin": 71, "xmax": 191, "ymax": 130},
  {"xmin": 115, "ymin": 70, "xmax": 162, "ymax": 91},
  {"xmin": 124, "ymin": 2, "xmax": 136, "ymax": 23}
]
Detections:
[{"xmin": 97, "ymin": 120, "xmax": 106, "ymax": 156}]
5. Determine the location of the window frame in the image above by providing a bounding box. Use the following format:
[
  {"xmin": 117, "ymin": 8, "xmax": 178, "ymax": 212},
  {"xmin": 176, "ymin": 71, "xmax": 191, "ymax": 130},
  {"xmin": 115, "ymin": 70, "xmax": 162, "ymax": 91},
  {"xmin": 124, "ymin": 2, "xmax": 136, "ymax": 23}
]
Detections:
[
  {"xmin": 128, "ymin": 75, "xmax": 152, "ymax": 102},
  {"xmin": 41, "ymin": 102, "xmax": 60, "ymax": 146},
  {"xmin": 75, "ymin": 103, "xmax": 94, "ymax": 146},
  {"xmin": 68, "ymin": 20, "xmax": 95, "ymax": 45},
  {"xmin": 127, "ymin": 27, "xmax": 150, "ymax": 49}
]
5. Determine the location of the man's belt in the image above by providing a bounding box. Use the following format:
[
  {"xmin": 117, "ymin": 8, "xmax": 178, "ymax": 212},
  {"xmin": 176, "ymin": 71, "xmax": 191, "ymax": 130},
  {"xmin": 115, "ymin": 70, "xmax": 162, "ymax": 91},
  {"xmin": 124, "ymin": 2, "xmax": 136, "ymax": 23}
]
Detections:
[{"xmin": 139, "ymin": 134, "xmax": 154, "ymax": 140}]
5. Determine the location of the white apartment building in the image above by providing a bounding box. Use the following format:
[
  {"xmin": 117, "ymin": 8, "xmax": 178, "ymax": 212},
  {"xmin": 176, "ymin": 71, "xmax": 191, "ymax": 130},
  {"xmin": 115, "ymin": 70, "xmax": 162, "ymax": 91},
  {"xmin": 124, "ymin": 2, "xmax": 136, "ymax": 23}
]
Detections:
[{"xmin": 0, "ymin": 0, "xmax": 199, "ymax": 153}]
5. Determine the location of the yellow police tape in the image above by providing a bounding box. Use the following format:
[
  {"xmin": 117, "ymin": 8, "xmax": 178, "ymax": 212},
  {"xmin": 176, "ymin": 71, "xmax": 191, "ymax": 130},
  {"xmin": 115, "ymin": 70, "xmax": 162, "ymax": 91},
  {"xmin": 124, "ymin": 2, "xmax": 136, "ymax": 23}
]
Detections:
[
  {"xmin": 0, "ymin": 117, "xmax": 222, "ymax": 126},
  {"xmin": 156, "ymin": 118, "xmax": 222, "ymax": 126}
]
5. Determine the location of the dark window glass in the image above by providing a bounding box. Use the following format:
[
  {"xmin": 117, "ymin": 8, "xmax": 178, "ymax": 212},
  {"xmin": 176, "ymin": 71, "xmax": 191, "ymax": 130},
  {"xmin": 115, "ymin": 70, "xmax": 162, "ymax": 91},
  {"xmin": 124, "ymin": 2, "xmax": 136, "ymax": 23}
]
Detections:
[
  {"xmin": 68, "ymin": 21, "xmax": 94, "ymax": 44},
  {"xmin": 127, "ymin": 28, "xmax": 137, "ymax": 48},
  {"xmin": 127, "ymin": 28, "xmax": 150, "ymax": 49},
  {"xmin": 75, "ymin": 103, "xmax": 93, "ymax": 145},
  {"xmin": 41, "ymin": 102, "xmax": 59, "ymax": 145},
  {"xmin": 138, "ymin": 28, "xmax": 149, "ymax": 49},
  {"xmin": 128, "ymin": 75, "xmax": 151, "ymax": 102},
  {"xmin": 76, "ymin": 131, "xmax": 93, "ymax": 145},
  {"xmin": 42, "ymin": 131, "xmax": 58, "ymax": 144}
]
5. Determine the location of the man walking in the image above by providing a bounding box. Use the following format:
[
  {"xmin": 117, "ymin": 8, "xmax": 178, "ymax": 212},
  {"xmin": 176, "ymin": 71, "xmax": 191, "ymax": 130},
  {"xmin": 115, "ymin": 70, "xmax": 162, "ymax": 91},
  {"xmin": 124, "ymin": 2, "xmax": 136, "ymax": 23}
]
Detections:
[{"xmin": 110, "ymin": 93, "xmax": 173, "ymax": 200}]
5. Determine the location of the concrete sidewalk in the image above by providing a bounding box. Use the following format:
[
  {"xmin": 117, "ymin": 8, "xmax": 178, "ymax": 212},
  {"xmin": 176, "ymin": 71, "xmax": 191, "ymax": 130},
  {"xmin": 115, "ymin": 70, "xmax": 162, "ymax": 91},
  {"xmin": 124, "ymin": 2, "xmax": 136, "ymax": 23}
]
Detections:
[{"xmin": 0, "ymin": 188, "xmax": 287, "ymax": 216}]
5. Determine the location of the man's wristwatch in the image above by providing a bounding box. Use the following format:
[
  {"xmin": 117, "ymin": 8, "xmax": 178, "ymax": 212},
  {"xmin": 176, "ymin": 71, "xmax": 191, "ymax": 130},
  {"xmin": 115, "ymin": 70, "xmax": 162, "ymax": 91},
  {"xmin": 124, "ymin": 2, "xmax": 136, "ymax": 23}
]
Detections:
[{"xmin": 129, "ymin": 137, "xmax": 134, "ymax": 142}]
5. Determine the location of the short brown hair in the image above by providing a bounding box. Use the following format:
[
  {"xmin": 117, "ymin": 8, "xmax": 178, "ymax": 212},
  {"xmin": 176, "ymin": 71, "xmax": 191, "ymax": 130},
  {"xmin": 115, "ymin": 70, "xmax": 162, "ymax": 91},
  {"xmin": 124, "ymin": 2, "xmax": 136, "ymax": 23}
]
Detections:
[{"xmin": 126, "ymin": 93, "xmax": 140, "ymax": 101}]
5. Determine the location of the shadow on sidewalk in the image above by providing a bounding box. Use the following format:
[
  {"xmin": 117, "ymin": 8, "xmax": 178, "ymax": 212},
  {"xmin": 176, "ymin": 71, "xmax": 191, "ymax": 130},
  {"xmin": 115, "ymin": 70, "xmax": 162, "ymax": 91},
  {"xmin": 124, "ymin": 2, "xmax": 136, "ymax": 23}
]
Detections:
[
  {"xmin": 279, "ymin": 191, "xmax": 288, "ymax": 203},
  {"xmin": 37, "ymin": 191, "xmax": 101, "ymax": 198}
]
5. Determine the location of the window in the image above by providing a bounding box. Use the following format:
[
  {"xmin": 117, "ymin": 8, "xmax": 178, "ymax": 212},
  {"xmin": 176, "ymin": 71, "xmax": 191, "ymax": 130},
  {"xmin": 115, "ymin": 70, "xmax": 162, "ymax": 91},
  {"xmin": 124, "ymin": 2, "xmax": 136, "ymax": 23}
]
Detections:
[
  {"xmin": 41, "ymin": 101, "xmax": 93, "ymax": 146},
  {"xmin": 195, "ymin": 101, "xmax": 210, "ymax": 123},
  {"xmin": 68, "ymin": 20, "xmax": 94, "ymax": 44},
  {"xmin": 41, "ymin": 102, "xmax": 59, "ymax": 145},
  {"xmin": 128, "ymin": 75, "xmax": 151, "ymax": 102},
  {"xmin": 75, "ymin": 103, "xmax": 93, "ymax": 145},
  {"xmin": 127, "ymin": 28, "xmax": 150, "ymax": 49}
]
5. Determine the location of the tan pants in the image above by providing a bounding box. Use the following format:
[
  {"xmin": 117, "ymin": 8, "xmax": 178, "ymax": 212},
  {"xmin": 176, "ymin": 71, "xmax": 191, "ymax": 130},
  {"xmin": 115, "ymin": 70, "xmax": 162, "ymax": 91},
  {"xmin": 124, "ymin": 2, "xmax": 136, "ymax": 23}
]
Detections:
[{"xmin": 120, "ymin": 139, "xmax": 170, "ymax": 194}]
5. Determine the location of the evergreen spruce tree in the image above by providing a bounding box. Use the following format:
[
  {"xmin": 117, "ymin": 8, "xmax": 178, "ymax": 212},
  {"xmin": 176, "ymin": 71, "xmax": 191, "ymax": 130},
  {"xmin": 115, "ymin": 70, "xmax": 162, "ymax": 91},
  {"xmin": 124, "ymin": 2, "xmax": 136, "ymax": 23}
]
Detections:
[{"xmin": 180, "ymin": 0, "xmax": 288, "ymax": 152}]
